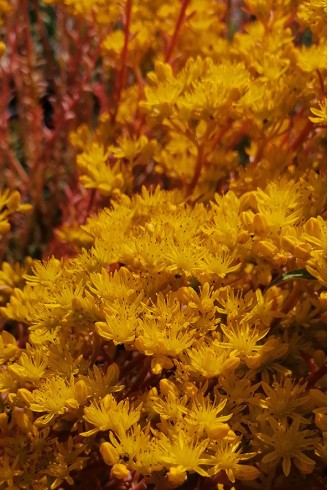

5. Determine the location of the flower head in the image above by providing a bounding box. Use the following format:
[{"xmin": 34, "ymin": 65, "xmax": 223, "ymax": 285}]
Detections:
[{"xmin": 257, "ymin": 417, "xmax": 319, "ymax": 476}]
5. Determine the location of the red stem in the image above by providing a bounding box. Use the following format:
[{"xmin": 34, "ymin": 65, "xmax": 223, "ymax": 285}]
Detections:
[
  {"xmin": 164, "ymin": 0, "xmax": 191, "ymax": 63},
  {"xmin": 290, "ymin": 119, "xmax": 313, "ymax": 152},
  {"xmin": 43, "ymin": 39, "xmax": 101, "ymax": 151},
  {"xmin": 299, "ymin": 350, "xmax": 317, "ymax": 374},
  {"xmin": 31, "ymin": 0, "xmax": 56, "ymax": 83},
  {"xmin": 316, "ymin": 69, "xmax": 325, "ymax": 97},
  {"xmin": 306, "ymin": 364, "xmax": 327, "ymax": 389},
  {"xmin": 21, "ymin": 0, "xmax": 43, "ymax": 208},
  {"xmin": 111, "ymin": 0, "xmax": 132, "ymax": 123},
  {"xmin": 21, "ymin": 0, "xmax": 34, "ymax": 68}
]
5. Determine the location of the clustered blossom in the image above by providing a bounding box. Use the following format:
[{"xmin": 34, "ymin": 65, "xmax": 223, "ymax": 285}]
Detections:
[{"xmin": 0, "ymin": 0, "xmax": 326, "ymax": 489}]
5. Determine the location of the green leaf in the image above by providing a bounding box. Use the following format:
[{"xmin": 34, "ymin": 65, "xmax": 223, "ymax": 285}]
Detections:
[{"xmin": 264, "ymin": 269, "xmax": 316, "ymax": 292}]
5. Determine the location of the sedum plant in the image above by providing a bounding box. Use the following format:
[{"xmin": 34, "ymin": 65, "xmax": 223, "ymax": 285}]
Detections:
[{"xmin": 0, "ymin": 0, "xmax": 326, "ymax": 489}]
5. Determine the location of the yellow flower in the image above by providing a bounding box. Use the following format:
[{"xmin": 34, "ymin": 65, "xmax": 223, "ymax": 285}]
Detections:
[
  {"xmin": 77, "ymin": 142, "xmax": 125, "ymax": 196},
  {"xmin": 151, "ymin": 390, "xmax": 188, "ymax": 421},
  {"xmin": 135, "ymin": 293, "xmax": 199, "ymax": 370},
  {"xmin": 219, "ymin": 373, "xmax": 261, "ymax": 406},
  {"xmin": 95, "ymin": 297, "xmax": 142, "ymax": 345},
  {"xmin": 185, "ymin": 393, "xmax": 232, "ymax": 439},
  {"xmin": 256, "ymin": 378, "xmax": 310, "ymax": 422},
  {"xmin": 110, "ymin": 134, "xmax": 156, "ymax": 165},
  {"xmin": 297, "ymin": 43, "xmax": 327, "ymax": 72},
  {"xmin": 79, "ymin": 364, "xmax": 124, "ymax": 398},
  {"xmin": 82, "ymin": 394, "xmax": 142, "ymax": 437},
  {"xmin": 0, "ymin": 455, "xmax": 23, "ymax": 488},
  {"xmin": 26, "ymin": 375, "xmax": 86, "ymax": 425},
  {"xmin": 46, "ymin": 437, "xmax": 88, "ymax": 490},
  {"xmin": 162, "ymin": 240, "xmax": 208, "ymax": 277},
  {"xmin": 107, "ymin": 424, "xmax": 163, "ymax": 475},
  {"xmin": 0, "ymin": 261, "xmax": 29, "ymax": 301},
  {"xmin": 203, "ymin": 249, "xmax": 241, "ymax": 279},
  {"xmin": 0, "ymin": 189, "xmax": 31, "ymax": 237},
  {"xmin": 257, "ymin": 417, "xmax": 318, "ymax": 476},
  {"xmin": 207, "ymin": 439, "xmax": 259, "ymax": 483},
  {"xmin": 88, "ymin": 267, "xmax": 139, "ymax": 302},
  {"xmin": 0, "ymin": 369, "xmax": 18, "ymax": 393},
  {"xmin": 254, "ymin": 180, "xmax": 304, "ymax": 231},
  {"xmin": 101, "ymin": 30, "xmax": 124, "ymax": 58},
  {"xmin": 0, "ymin": 331, "xmax": 20, "ymax": 365},
  {"xmin": 8, "ymin": 347, "xmax": 48, "ymax": 383},
  {"xmin": 135, "ymin": 317, "xmax": 196, "ymax": 366},
  {"xmin": 182, "ymin": 341, "xmax": 240, "ymax": 379},
  {"xmin": 218, "ymin": 320, "xmax": 270, "ymax": 365},
  {"xmin": 141, "ymin": 61, "xmax": 184, "ymax": 121},
  {"xmin": 301, "ymin": 216, "xmax": 327, "ymax": 285},
  {"xmin": 157, "ymin": 432, "xmax": 210, "ymax": 477},
  {"xmin": 24, "ymin": 256, "xmax": 63, "ymax": 286},
  {"xmin": 176, "ymin": 283, "xmax": 219, "ymax": 333}
]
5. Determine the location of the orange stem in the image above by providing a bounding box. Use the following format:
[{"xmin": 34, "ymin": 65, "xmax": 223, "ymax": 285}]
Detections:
[
  {"xmin": 306, "ymin": 364, "xmax": 327, "ymax": 389},
  {"xmin": 316, "ymin": 69, "xmax": 325, "ymax": 97},
  {"xmin": 290, "ymin": 119, "xmax": 313, "ymax": 152},
  {"xmin": 188, "ymin": 144, "xmax": 205, "ymax": 195},
  {"xmin": 164, "ymin": 0, "xmax": 191, "ymax": 63}
]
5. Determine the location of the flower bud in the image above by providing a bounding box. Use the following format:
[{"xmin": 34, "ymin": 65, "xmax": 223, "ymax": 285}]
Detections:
[
  {"xmin": 253, "ymin": 213, "xmax": 268, "ymax": 235},
  {"xmin": 240, "ymin": 211, "xmax": 254, "ymax": 227},
  {"xmin": 100, "ymin": 442, "xmax": 120, "ymax": 466},
  {"xmin": 253, "ymin": 240, "xmax": 277, "ymax": 259},
  {"xmin": 208, "ymin": 422, "xmax": 230, "ymax": 439},
  {"xmin": 304, "ymin": 217, "xmax": 321, "ymax": 237},
  {"xmin": 74, "ymin": 380, "xmax": 88, "ymax": 404},
  {"xmin": 160, "ymin": 379, "xmax": 179, "ymax": 397},
  {"xmin": 235, "ymin": 464, "xmax": 261, "ymax": 480},
  {"xmin": 65, "ymin": 398, "xmax": 79, "ymax": 410},
  {"xmin": 17, "ymin": 388, "xmax": 34, "ymax": 405},
  {"xmin": 14, "ymin": 409, "xmax": 34, "ymax": 433},
  {"xmin": 182, "ymin": 382, "xmax": 198, "ymax": 398},
  {"xmin": 280, "ymin": 235, "xmax": 297, "ymax": 250},
  {"xmin": 111, "ymin": 463, "xmax": 130, "ymax": 479},
  {"xmin": 167, "ymin": 466, "xmax": 187, "ymax": 486},
  {"xmin": 7, "ymin": 191, "xmax": 21, "ymax": 211},
  {"xmin": 293, "ymin": 243, "xmax": 311, "ymax": 260},
  {"xmin": 222, "ymin": 356, "xmax": 240, "ymax": 372}
]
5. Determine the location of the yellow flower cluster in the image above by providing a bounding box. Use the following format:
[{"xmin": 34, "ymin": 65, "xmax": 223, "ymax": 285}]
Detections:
[
  {"xmin": 0, "ymin": 190, "xmax": 31, "ymax": 238},
  {"xmin": 0, "ymin": 0, "xmax": 326, "ymax": 489}
]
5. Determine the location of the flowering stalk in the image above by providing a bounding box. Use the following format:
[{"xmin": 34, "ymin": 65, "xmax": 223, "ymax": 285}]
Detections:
[
  {"xmin": 188, "ymin": 143, "xmax": 205, "ymax": 195},
  {"xmin": 164, "ymin": 0, "xmax": 191, "ymax": 63}
]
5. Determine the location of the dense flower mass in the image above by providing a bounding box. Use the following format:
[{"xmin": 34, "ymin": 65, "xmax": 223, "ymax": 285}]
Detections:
[{"xmin": 0, "ymin": 0, "xmax": 326, "ymax": 489}]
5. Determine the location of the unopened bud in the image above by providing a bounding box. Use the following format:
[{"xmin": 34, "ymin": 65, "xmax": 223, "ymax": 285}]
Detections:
[
  {"xmin": 208, "ymin": 422, "xmax": 230, "ymax": 439},
  {"xmin": 111, "ymin": 463, "xmax": 130, "ymax": 479},
  {"xmin": 167, "ymin": 466, "xmax": 187, "ymax": 486},
  {"xmin": 14, "ymin": 409, "xmax": 33, "ymax": 433},
  {"xmin": 235, "ymin": 464, "xmax": 261, "ymax": 480},
  {"xmin": 253, "ymin": 213, "xmax": 267, "ymax": 235},
  {"xmin": 17, "ymin": 388, "xmax": 34, "ymax": 405},
  {"xmin": 74, "ymin": 380, "xmax": 88, "ymax": 404},
  {"xmin": 100, "ymin": 442, "xmax": 120, "ymax": 466},
  {"xmin": 160, "ymin": 379, "xmax": 179, "ymax": 397}
]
